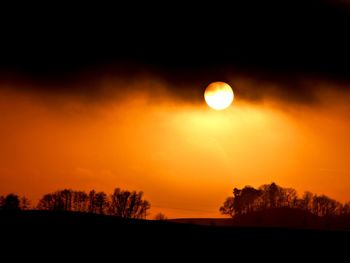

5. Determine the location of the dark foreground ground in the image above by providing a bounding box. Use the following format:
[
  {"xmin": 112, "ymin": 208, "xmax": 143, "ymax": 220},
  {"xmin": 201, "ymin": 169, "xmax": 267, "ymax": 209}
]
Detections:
[{"xmin": 1, "ymin": 210, "xmax": 350, "ymax": 259}]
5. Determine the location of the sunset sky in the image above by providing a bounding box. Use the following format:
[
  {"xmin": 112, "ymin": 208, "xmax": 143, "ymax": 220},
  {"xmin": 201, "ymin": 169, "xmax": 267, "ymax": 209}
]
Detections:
[{"xmin": 1, "ymin": 1, "xmax": 350, "ymax": 218}]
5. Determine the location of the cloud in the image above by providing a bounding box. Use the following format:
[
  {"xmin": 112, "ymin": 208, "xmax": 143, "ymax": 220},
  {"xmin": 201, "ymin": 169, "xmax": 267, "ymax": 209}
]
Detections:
[{"xmin": 1, "ymin": 66, "xmax": 350, "ymax": 110}]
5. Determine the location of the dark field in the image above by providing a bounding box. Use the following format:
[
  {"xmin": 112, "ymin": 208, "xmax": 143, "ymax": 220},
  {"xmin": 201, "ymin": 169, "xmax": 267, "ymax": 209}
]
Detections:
[{"xmin": 1, "ymin": 210, "xmax": 350, "ymax": 259}]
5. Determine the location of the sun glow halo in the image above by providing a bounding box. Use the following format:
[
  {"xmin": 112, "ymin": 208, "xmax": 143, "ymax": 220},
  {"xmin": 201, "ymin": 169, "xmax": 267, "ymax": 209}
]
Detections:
[{"xmin": 204, "ymin": 82, "xmax": 234, "ymax": 110}]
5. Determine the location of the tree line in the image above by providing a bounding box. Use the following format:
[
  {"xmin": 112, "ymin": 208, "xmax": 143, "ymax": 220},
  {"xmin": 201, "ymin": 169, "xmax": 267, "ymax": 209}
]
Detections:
[
  {"xmin": 1, "ymin": 188, "xmax": 151, "ymax": 219},
  {"xmin": 220, "ymin": 182, "xmax": 350, "ymax": 217}
]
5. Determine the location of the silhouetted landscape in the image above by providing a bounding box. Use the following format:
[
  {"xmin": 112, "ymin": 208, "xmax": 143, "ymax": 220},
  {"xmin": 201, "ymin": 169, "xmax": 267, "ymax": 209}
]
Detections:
[
  {"xmin": 1, "ymin": 182, "xmax": 350, "ymax": 257},
  {"xmin": 2, "ymin": 1, "xmax": 350, "ymax": 258},
  {"xmin": 2, "ymin": 182, "xmax": 350, "ymax": 228}
]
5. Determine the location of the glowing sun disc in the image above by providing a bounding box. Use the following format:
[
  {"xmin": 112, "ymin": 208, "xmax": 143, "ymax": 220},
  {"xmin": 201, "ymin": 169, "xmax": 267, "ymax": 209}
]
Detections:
[{"xmin": 204, "ymin": 82, "xmax": 234, "ymax": 110}]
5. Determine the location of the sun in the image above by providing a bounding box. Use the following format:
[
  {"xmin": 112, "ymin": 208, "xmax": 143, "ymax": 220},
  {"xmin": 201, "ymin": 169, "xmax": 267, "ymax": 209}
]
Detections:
[{"xmin": 204, "ymin": 82, "xmax": 234, "ymax": 110}]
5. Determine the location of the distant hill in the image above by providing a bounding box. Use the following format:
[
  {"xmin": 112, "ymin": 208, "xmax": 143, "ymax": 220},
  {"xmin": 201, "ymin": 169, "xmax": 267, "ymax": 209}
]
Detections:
[{"xmin": 170, "ymin": 208, "xmax": 350, "ymax": 230}]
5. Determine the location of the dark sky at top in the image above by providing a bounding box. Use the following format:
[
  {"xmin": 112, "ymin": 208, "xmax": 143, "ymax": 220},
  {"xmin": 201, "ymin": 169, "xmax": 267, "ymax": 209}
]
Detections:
[{"xmin": 0, "ymin": 0, "xmax": 350, "ymax": 101}]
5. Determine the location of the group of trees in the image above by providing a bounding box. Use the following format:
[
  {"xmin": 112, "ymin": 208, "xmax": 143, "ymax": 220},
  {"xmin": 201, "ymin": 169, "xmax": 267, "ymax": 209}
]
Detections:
[
  {"xmin": 0, "ymin": 194, "xmax": 30, "ymax": 211},
  {"xmin": 220, "ymin": 182, "xmax": 350, "ymax": 218},
  {"xmin": 8, "ymin": 182, "xmax": 349, "ymax": 220},
  {"xmin": 1, "ymin": 188, "xmax": 151, "ymax": 219},
  {"xmin": 37, "ymin": 188, "xmax": 151, "ymax": 219}
]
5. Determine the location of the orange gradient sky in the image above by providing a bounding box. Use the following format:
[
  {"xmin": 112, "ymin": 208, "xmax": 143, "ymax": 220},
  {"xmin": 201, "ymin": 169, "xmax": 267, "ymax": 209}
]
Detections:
[{"xmin": 1, "ymin": 77, "xmax": 350, "ymax": 218}]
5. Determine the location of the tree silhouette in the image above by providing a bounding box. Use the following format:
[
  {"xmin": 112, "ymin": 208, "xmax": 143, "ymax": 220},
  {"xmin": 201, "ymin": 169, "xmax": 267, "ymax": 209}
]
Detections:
[
  {"xmin": 20, "ymin": 197, "xmax": 31, "ymax": 210},
  {"xmin": 226, "ymin": 186, "xmax": 262, "ymax": 215},
  {"xmin": 219, "ymin": 197, "xmax": 235, "ymax": 217},
  {"xmin": 300, "ymin": 191, "xmax": 314, "ymax": 211},
  {"xmin": 109, "ymin": 188, "xmax": 150, "ymax": 219},
  {"xmin": 88, "ymin": 190, "xmax": 96, "ymax": 213},
  {"xmin": 72, "ymin": 191, "xmax": 89, "ymax": 212},
  {"xmin": 312, "ymin": 195, "xmax": 341, "ymax": 217},
  {"xmin": 94, "ymin": 192, "xmax": 109, "ymax": 215},
  {"xmin": 2, "ymin": 194, "xmax": 20, "ymax": 210},
  {"xmin": 61, "ymin": 189, "xmax": 73, "ymax": 211},
  {"xmin": 154, "ymin": 213, "xmax": 167, "ymax": 220},
  {"xmin": 268, "ymin": 183, "xmax": 279, "ymax": 208},
  {"xmin": 37, "ymin": 193, "xmax": 55, "ymax": 210},
  {"xmin": 242, "ymin": 186, "xmax": 262, "ymax": 213},
  {"xmin": 139, "ymin": 200, "xmax": 150, "ymax": 219},
  {"xmin": 282, "ymin": 188, "xmax": 298, "ymax": 207}
]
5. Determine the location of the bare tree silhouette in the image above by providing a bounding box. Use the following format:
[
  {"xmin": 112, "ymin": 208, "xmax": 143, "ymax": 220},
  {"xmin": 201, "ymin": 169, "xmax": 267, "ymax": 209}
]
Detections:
[
  {"xmin": 154, "ymin": 213, "xmax": 167, "ymax": 220},
  {"xmin": 88, "ymin": 190, "xmax": 96, "ymax": 213},
  {"xmin": 94, "ymin": 192, "xmax": 109, "ymax": 215},
  {"xmin": 72, "ymin": 191, "xmax": 89, "ymax": 212},
  {"xmin": 20, "ymin": 196, "xmax": 31, "ymax": 210},
  {"xmin": 312, "ymin": 195, "xmax": 341, "ymax": 217},
  {"xmin": 109, "ymin": 188, "xmax": 150, "ymax": 219}
]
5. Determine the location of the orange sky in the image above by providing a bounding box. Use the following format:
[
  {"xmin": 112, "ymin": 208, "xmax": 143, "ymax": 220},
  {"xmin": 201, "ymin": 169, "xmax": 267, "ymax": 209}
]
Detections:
[{"xmin": 1, "ymin": 78, "xmax": 350, "ymax": 218}]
